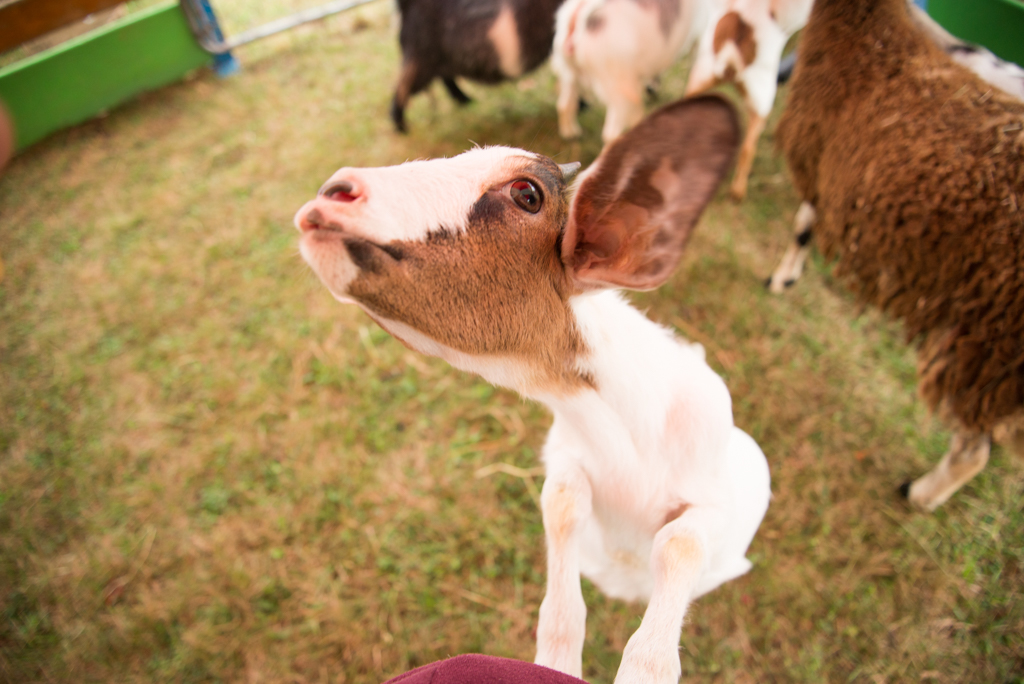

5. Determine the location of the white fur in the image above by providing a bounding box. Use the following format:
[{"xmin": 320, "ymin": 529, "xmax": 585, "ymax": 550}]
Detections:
[
  {"xmin": 378, "ymin": 289, "xmax": 771, "ymax": 683},
  {"xmin": 552, "ymin": 0, "xmax": 711, "ymax": 142},
  {"xmin": 542, "ymin": 292, "xmax": 769, "ymax": 600},
  {"xmin": 528, "ymin": 292, "xmax": 770, "ymax": 683}
]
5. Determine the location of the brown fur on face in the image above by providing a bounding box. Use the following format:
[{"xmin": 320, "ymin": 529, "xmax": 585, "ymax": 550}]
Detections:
[
  {"xmin": 777, "ymin": 0, "xmax": 1024, "ymax": 432},
  {"xmin": 339, "ymin": 157, "xmax": 593, "ymax": 394}
]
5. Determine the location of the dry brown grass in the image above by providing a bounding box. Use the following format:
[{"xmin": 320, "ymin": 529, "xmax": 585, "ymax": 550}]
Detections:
[{"xmin": 1, "ymin": 3, "xmax": 1022, "ymax": 683}]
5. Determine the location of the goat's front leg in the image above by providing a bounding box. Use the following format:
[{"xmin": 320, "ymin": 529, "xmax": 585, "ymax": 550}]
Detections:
[
  {"xmin": 614, "ymin": 507, "xmax": 723, "ymax": 684},
  {"xmin": 730, "ymin": 108, "xmax": 766, "ymax": 201},
  {"xmin": 767, "ymin": 201, "xmax": 816, "ymax": 293},
  {"xmin": 534, "ymin": 466, "xmax": 593, "ymax": 677}
]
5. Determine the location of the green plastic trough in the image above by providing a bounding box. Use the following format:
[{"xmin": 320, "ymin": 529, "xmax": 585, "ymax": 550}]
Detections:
[
  {"xmin": 0, "ymin": 2, "xmax": 212, "ymax": 151},
  {"xmin": 928, "ymin": 0, "xmax": 1024, "ymax": 68}
]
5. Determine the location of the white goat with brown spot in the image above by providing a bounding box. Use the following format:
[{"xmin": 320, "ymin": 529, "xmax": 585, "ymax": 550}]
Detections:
[
  {"xmin": 685, "ymin": 0, "xmax": 813, "ymax": 200},
  {"xmin": 294, "ymin": 96, "xmax": 770, "ymax": 684}
]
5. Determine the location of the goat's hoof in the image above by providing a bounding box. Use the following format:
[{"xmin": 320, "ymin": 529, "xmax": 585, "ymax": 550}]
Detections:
[{"xmin": 897, "ymin": 481, "xmax": 912, "ymax": 499}]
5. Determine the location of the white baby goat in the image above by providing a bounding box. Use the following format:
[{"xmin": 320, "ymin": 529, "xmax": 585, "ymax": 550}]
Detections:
[
  {"xmin": 552, "ymin": 0, "xmax": 713, "ymax": 144},
  {"xmin": 294, "ymin": 96, "xmax": 770, "ymax": 684}
]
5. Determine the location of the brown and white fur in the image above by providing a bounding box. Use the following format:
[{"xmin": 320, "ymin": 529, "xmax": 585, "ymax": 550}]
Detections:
[
  {"xmin": 294, "ymin": 96, "xmax": 770, "ymax": 683},
  {"xmin": 684, "ymin": 0, "xmax": 813, "ymax": 200},
  {"xmin": 551, "ymin": 0, "xmax": 713, "ymax": 143}
]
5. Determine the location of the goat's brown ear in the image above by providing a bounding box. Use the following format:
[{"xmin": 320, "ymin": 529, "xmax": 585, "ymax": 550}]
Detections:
[{"xmin": 562, "ymin": 95, "xmax": 740, "ymax": 291}]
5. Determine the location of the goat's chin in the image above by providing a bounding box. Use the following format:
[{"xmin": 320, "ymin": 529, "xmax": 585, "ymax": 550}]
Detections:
[{"xmin": 299, "ymin": 235, "xmax": 360, "ymax": 300}]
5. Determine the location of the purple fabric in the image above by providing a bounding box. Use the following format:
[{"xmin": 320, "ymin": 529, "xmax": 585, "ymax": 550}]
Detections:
[{"xmin": 382, "ymin": 654, "xmax": 590, "ymax": 684}]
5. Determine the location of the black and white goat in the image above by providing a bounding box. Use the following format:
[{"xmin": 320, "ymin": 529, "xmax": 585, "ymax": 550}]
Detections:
[{"xmin": 390, "ymin": 0, "xmax": 566, "ymax": 133}]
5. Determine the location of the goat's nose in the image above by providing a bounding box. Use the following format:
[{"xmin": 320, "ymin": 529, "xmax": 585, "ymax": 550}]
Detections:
[{"xmin": 318, "ymin": 179, "xmax": 360, "ymax": 202}]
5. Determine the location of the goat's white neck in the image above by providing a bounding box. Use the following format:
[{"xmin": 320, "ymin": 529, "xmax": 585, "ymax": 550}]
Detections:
[{"xmin": 536, "ymin": 290, "xmax": 722, "ymax": 471}]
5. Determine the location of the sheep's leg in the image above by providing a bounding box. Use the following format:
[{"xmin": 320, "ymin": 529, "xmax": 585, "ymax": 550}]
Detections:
[
  {"xmin": 767, "ymin": 201, "xmax": 817, "ymax": 293},
  {"xmin": 730, "ymin": 109, "xmax": 766, "ymax": 201},
  {"xmin": 391, "ymin": 59, "xmax": 433, "ymax": 133},
  {"xmin": 901, "ymin": 432, "xmax": 991, "ymax": 512},
  {"xmin": 442, "ymin": 77, "xmax": 473, "ymax": 105},
  {"xmin": 534, "ymin": 467, "xmax": 592, "ymax": 678},
  {"xmin": 614, "ymin": 507, "xmax": 721, "ymax": 684}
]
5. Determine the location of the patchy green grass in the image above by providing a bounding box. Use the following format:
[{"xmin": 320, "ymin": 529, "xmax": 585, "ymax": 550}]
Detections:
[{"xmin": 1, "ymin": 3, "xmax": 1022, "ymax": 683}]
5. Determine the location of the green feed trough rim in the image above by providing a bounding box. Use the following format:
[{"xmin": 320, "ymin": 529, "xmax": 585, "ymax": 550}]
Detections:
[
  {"xmin": 0, "ymin": 0, "xmax": 383, "ymax": 153},
  {"xmin": 926, "ymin": 0, "xmax": 1024, "ymax": 68},
  {"xmin": 0, "ymin": 2, "xmax": 212, "ymax": 152}
]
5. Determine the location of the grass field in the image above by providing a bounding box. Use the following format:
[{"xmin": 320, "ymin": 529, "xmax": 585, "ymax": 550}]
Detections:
[{"xmin": 1, "ymin": 3, "xmax": 1022, "ymax": 682}]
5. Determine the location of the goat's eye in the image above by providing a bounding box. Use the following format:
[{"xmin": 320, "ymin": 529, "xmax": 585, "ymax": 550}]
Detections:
[{"xmin": 509, "ymin": 180, "xmax": 542, "ymax": 213}]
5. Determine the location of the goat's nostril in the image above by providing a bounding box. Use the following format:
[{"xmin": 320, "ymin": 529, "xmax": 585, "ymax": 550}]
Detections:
[
  {"xmin": 300, "ymin": 207, "xmax": 326, "ymax": 231},
  {"xmin": 319, "ymin": 180, "xmax": 358, "ymax": 202}
]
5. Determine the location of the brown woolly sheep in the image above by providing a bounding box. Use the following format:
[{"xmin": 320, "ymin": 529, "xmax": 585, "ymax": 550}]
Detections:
[{"xmin": 773, "ymin": 0, "xmax": 1024, "ymax": 511}]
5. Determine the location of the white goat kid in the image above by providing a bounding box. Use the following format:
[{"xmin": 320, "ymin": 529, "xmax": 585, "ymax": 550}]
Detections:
[
  {"xmin": 552, "ymin": 0, "xmax": 713, "ymax": 143},
  {"xmin": 685, "ymin": 0, "xmax": 813, "ymax": 200},
  {"xmin": 294, "ymin": 96, "xmax": 771, "ymax": 684}
]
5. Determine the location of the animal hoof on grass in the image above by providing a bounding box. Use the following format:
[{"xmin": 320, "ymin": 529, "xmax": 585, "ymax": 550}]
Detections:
[
  {"xmin": 897, "ymin": 481, "xmax": 912, "ymax": 499},
  {"xmin": 390, "ymin": 98, "xmax": 408, "ymax": 134},
  {"xmin": 764, "ymin": 275, "xmax": 796, "ymax": 293}
]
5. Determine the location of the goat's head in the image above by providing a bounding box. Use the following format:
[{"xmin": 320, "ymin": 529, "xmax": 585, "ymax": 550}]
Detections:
[{"xmin": 294, "ymin": 95, "xmax": 739, "ymax": 393}]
